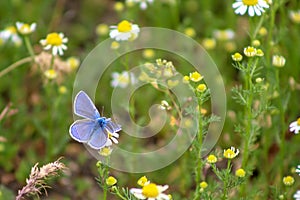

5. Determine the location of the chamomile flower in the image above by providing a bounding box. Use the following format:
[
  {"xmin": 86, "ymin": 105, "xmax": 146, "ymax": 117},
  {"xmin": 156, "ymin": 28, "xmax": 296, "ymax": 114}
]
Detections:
[
  {"xmin": 130, "ymin": 182, "xmax": 170, "ymax": 200},
  {"xmin": 272, "ymin": 55, "xmax": 286, "ymax": 67},
  {"xmin": 126, "ymin": 0, "xmax": 154, "ymax": 10},
  {"xmin": 289, "ymin": 10, "xmax": 300, "ymax": 24},
  {"xmin": 40, "ymin": 32, "xmax": 68, "ymax": 56},
  {"xmin": 16, "ymin": 21, "xmax": 36, "ymax": 35},
  {"xmin": 223, "ymin": 146, "xmax": 239, "ymax": 159},
  {"xmin": 244, "ymin": 46, "xmax": 257, "ymax": 57},
  {"xmin": 296, "ymin": 165, "xmax": 300, "ymax": 175},
  {"xmin": 200, "ymin": 181, "xmax": 208, "ymax": 189},
  {"xmin": 196, "ymin": 84, "xmax": 207, "ymax": 92},
  {"xmin": 109, "ymin": 20, "xmax": 140, "ymax": 41},
  {"xmin": 283, "ymin": 176, "xmax": 294, "ymax": 186},
  {"xmin": 232, "ymin": 0, "xmax": 269, "ymax": 17},
  {"xmin": 111, "ymin": 71, "xmax": 136, "ymax": 88},
  {"xmin": 99, "ymin": 147, "xmax": 113, "ymax": 156},
  {"xmin": 294, "ymin": 190, "xmax": 300, "ymax": 200},
  {"xmin": 202, "ymin": 38, "xmax": 216, "ymax": 50},
  {"xmin": 159, "ymin": 100, "xmax": 172, "ymax": 110},
  {"xmin": 235, "ymin": 168, "xmax": 246, "ymax": 177},
  {"xmin": 207, "ymin": 154, "xmax": 217, "ymax": 164},
  {"xmin": 213, "ymin": 29, "xmax": 235, "ymax": 41},
  {"xmin": 289, "ymin": 117, "xmax": 300, "ymax": 134},
  {"xmin": 232, "ymin": 52, "xmax": 243, "ymax": 61},
  {"xmin": 138, "ymin": 176, "xmax": 150, "ymax": 186},
  {"xmin": 44, "ymin": 69, "xmax": 57, "ymax": 79},
  {"xmin": 0, "ymin": 26, "xmax": 22, "ymax": 46},
  {"xmin": 106, "ymin": 176, "xmax": 117, "ymax": 186},
  {"xmin": 189, "ymin": 71, "xmax": 203, "ymax": 82},
  {"xmin": 105, "ymin": 131, "xmax": 119, "ymax": 146}
]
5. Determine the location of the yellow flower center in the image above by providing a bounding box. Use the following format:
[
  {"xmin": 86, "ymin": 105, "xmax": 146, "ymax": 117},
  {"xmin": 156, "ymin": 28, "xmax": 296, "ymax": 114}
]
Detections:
[
  {"xmin": 197, "ymin": 84, "xmax": 207, "ymax": 92},
  {"xmin": 7, "ymin": 26, "xmax": 17, "ymax": 33},
  {"xmin": 118, "ymin": 74, "xmax": 129, "ymax": 84},
  {"xmin": 106, "ymin": 176, "xmax": 117, "ymax": 186},
  {"xmin": 138, "ymin": 176, "xmax": 148, "ymax": 186},
  {"xmin": 46, "ymin": 33, "xmax": 63, "ymax": 46},
  {"xmin": 236, "ymin": 169, "xmax": 246, "ymax": 177},
  {"xmin": 283, "ymin": 176, "xmax": 294, "ymax": 186},
  {"xmin": 200, "ymin": 181, "xmax": 208, "ymax": 189},
  {"xmin": 117, "ymin": 20, "xmax": 132, "ymax": 32},
  {"xmin": 20, "ymin": 24, "xmax": 30, "ymax": 32},
  {"xmin": 142, "ymin": 183, "xmax": 159, "ymax": 198},
  {"xmin": 297, "ymin": 118, "xmax": 300, "ymax": 125},
  {"xmin": 189, "ymin": 72, "xmax": 203, "ymax": 82},
  {"xmin": 224, "ymin": 149, "xmax": 235, "ymax": 159},
  {"xmin": 207, "ymin": 155, "xmax": 217, "ymax": 163},
  {"xmin": 242, "ymin": 0, "xmax": 258, "ymax": 6}
]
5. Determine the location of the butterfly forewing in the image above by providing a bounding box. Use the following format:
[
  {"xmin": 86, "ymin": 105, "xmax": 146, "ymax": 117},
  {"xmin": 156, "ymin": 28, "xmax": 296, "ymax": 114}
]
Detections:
[
  {"xmin": 74, "ymin": 91, "xmax": 101, "ymax": 119},
  {"xmin": 69, "ymin": 119, "xmax": 96, "ymax": 142}
]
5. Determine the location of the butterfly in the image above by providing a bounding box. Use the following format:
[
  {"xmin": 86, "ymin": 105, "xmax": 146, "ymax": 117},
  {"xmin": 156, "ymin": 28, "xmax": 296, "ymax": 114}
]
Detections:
[{"xmin": 69, "ymin": 91, "xmax": 121, "ymax": 149}]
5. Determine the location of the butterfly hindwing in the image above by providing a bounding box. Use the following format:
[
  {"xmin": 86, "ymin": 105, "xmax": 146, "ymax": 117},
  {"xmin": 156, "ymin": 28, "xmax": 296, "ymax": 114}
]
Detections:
[
  {"xmin": 87, "ymin": 127, "xmax": 108, "ymax": 149},
  {"xmin": 69, "ymin": 119, "xmax": 96, "ymax": 143},
  {"xmin": 105, "ymin": 119, "xmax": 122, "ymax": 133},
  {"xmin": 74, "ymin": 91, "xmax": 100, "ymax": 119}
]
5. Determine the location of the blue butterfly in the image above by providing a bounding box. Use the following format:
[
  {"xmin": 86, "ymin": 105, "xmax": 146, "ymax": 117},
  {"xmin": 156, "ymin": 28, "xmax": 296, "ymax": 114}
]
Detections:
[{"xmin": 69, "ymin": 91, "xmax": 121, "ymax": 149}]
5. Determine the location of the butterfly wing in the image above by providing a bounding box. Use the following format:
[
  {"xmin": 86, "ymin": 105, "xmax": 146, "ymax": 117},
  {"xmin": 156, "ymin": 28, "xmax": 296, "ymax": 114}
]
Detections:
[
  {"xmin": 69, "ymin": 119, "xmax": 96, "ymax": 143},
  {"xmin": 105, "ymin": 119, "xmax": 122, "ymax": 133},
  {"xmin": 87, "ymin": 126, "xmax": 108, "ymax": 149},
  {"xmin": 74, "ymin": 91, "xmax": 100, "ymax": 119}
]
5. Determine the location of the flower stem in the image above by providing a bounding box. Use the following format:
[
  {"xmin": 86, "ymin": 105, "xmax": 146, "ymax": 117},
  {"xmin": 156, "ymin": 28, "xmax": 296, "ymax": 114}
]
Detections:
[
  {"xmin": 0, "ymin": 57, "xmax": 32, "ymax": 78},
  {"xmin": 24, "ymin": 36, "xmax": 35, "ymax": 60}
]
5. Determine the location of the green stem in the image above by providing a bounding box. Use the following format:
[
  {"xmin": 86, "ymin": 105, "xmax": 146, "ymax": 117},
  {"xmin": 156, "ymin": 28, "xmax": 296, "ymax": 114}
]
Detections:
[
  {"xmin": 276, "ymin": 69, "xmax": 285, "ymax": 179},
  {"xmin": 50, "ymin": 54, "xmax": 55, "ymax": 69},
  {"xmin": 222, "ymin": 160, "xmax": 231, "ymax": 200},
  {"xmin": 0, "ymin": 57, "xmax": 32, "ymax": 78},
  {"xmin": 24, "ymin": 36, "xmax": 35, "ymax": 60}
]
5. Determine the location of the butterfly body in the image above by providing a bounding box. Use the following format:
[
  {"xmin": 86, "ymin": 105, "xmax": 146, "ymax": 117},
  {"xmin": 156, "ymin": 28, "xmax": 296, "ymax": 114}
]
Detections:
[{"xmin": 69, "ymin": 91, "xmax": 121, "ymax": 150}]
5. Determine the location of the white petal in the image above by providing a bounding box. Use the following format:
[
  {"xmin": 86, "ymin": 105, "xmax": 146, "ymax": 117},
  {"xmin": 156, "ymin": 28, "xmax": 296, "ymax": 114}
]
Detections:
[
  {"xmin": 31, "ymin": 23, "xmax": 37, "ymax": 31},
  {"xmin": 52, "ymin": 46, "xmax": 58, "ymax": 55},
  {"xmin": 58, "ymin": 47, "xmax": 64, "ymax": 55},
  {"xmin": 44, "ymin": 44, "xmax": 52, "ymax": 50},
  {"xmin": 232, "ymin": 1, "xmax": 243, "ymax": 8},
  {"xmin": 105, "ymin": 139, "xmax": 113, "ymax": 146},
  {"xmin": 111, "ymin": 137, "xmax": 119, "ymax": 144},
  {"xmin": 158, "ymin": 185, "xmax": 169, "ymax": 192},
  {"xmin": 289, "ymin": 121, "xmax": 298, "ymax": 127},
  {"xmin": 236, "ymin": 5, "xmax": 247, "ymax": 15},
  {"xmin": 254, "ymin": 5, "xmax": 262, "ymax": 16},
  {"xmin": 140, "ymin": 2, "xmax": 147, "ymax": 9},
  {"xmin": 248, "ymin": 6, "xmax": 255, "ymax": 16},
  {"xmin": 109, "ymin": 30, "xmax": 119, "ymax": 39}
]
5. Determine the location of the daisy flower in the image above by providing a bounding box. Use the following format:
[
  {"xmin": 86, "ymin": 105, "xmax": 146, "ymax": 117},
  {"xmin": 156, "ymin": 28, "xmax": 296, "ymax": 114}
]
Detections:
[
  {"xmin": 0, "ymin": 26, "xmax": 22, "ymax": 46},
  {"xmin": 40, "ymin": 32, "xmax": 68, "ymax": 56},
  {"xmin": 126, "ymin": 0, "xmax": 154, "ymax": 10},
  {"xmin": 223, "ymin": 146, "xmax": 239, "ymax": 159},
  {"xmin": 111, "ymin": 71, "xmax": 136, "ymax": 88},
  {"xmin": 272, "ymin": 55, "xmax": 286, "ymax": 67},
  {"xmin": 232, "ymin": 0, "xmax": 269, "ymax": 17},
  {"xmin": 289, "ymin": 117, "xmax": 300, "ymax": 134},
  {"xmin": 109, "ymin": 20, "xmax": 140, "ymax": 41},
  {"xmin": 105, "ymin": 131, "xmax": 119, "ymax": 146},
  {"xmin": 289, "ymin": 10, "xmax": 300, "ymax": 24},
  {"xmin": 130, "ymin": 182, "xmax": 170, "ymax": 200},
  {"xmin": 16, "ymin": 22, "xmax": 36, "ymax": 35},
  {"xmin": 296, "ymin": 165, "xmax": 300, "ymax": 175},
  {"xmin": 213, "ymin": 29, "xmax": 235, "ymax": 41}
]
